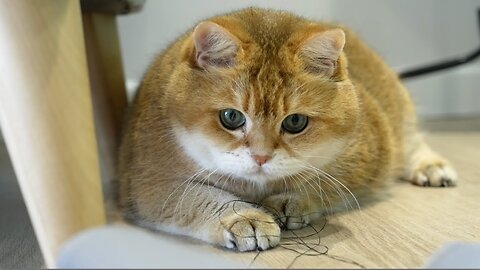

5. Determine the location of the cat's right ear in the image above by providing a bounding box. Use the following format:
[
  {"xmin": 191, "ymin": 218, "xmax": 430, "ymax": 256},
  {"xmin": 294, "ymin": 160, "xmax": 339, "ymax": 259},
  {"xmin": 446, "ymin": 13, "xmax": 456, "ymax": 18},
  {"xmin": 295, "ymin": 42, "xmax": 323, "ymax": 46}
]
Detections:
[{"xmin": 193, "ymin": 22, "xmax": 239, "ymax": 69}]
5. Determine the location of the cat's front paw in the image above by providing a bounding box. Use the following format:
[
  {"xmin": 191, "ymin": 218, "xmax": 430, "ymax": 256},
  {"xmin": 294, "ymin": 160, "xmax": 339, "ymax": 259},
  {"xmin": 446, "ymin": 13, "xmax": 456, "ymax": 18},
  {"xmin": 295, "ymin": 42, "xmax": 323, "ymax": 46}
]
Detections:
[
  {"xmin": 263, "ymin": 194, "xmax": 318, "ymax": 230},
  {"xmin": 220, "ymin": 209, "xmax": 280, "ymax": 251}
]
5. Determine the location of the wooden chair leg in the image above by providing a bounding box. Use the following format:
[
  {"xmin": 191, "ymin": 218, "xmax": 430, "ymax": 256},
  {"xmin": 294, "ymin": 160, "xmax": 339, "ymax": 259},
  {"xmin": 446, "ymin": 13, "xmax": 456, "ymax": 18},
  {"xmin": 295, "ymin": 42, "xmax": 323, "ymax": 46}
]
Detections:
[
  {"xmin": 81, "ymin": 12, "xmax": 128, "ymax": 204},
  {"xmin": 0, "ymin": 0, "xmax": 106, "ymax": 267}
]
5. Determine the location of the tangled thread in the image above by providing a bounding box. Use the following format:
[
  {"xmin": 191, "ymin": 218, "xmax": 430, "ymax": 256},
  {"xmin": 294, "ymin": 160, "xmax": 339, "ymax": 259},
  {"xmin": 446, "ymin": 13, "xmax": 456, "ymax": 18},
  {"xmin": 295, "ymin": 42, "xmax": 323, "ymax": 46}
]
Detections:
[{"xmin": 215, "ymin": 200, "xmax": 366, "ymax": 269}]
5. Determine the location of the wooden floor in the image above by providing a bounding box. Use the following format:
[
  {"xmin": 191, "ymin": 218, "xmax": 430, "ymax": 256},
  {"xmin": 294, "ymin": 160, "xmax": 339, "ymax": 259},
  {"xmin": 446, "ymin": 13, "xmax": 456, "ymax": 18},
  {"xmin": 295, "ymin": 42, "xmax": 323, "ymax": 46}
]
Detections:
[
  {"xmin": 2, "ymin": 130, "xmax": 478, "ymax": 268},
  {"xmin": 145, "ymin": 132, "xmax": 480, "ymax": 268}
]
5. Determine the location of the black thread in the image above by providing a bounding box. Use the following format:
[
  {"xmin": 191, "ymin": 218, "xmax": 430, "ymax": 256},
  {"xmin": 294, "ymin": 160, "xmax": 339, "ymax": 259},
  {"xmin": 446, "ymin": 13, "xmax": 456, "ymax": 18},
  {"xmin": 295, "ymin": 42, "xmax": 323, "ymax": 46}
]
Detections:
[{"xmin": 215, "ymin": 199, "xmax": 366, "ymax": 269}]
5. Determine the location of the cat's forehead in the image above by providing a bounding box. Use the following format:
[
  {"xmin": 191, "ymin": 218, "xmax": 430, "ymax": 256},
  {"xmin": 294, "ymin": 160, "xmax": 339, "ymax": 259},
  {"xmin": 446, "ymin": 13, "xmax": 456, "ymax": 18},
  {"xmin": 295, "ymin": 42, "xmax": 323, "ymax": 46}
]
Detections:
[
  {"xmin": 240, "ymin": 75, "xmax": 288, "ymax": 119},
  {"xmin": 232, "ymin": 68, "xmax": 327, "ymax": 120}
]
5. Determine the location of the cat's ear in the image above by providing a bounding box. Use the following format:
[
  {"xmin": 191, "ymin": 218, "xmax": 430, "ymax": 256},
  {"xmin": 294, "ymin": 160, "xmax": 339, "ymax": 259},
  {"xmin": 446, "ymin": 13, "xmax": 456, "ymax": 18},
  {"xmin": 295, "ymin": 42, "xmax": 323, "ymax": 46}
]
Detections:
[
  {"xmin": 193, "ymin": 22, "xmax": 239, "ymax": 69},
  {"xmin": 300, "ymin": 29, "xmax": 345, "ymax": 77}
]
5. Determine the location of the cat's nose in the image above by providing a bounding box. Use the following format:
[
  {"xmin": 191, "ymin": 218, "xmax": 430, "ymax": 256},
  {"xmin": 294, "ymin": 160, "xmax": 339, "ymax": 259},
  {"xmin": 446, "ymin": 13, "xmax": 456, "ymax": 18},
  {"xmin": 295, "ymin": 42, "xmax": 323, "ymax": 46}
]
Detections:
[{"xmin": 252, "ymin": 154, "xmax": 271, "ymax": 166}]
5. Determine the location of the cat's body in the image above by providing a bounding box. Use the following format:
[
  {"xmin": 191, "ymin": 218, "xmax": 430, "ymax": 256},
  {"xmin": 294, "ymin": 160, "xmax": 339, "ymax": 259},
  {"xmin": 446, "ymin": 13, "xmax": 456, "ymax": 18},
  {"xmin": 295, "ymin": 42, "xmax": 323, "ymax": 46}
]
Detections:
[{"xmin": 118, "ymin": 8, "xmax": 456, "ymax": 251}]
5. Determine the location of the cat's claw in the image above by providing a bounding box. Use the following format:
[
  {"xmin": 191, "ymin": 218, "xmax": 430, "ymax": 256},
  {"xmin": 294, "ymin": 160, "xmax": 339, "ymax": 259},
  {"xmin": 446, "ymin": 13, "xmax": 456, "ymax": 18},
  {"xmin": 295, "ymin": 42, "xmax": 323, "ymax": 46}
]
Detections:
[{"xmin": 221, "ymin": 209, "xmax": 280, "ymax": 251}]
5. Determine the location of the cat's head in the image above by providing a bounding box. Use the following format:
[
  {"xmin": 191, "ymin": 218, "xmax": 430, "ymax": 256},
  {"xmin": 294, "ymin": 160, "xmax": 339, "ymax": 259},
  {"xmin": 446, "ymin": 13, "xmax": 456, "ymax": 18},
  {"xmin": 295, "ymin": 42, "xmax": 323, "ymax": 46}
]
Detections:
[{"xmin": 167, "ymin": 13, "xmax": 359, "ymax": 185}]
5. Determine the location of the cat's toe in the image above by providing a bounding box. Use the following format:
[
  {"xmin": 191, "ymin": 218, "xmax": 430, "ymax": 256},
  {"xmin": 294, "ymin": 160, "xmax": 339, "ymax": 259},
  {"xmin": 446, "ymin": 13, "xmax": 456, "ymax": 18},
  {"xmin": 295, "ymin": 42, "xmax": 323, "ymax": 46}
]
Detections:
[
  {"xmin": 408, "ymin": 144, "xmax": 458, "ymax": 188},
  {"xmin": 262, "ymin": 194, "xmax": 313, "ymax": 230},
  {"xmin": 221, "ymin": 209, "xmax": 280, "ymax": 251},
  {"xmin": 411, "ymin": 164, "xmax": 457, "ymax": 187},
  {"xmin": 286, "ymin": 215, "xmax": 309, "ymax": 230}
]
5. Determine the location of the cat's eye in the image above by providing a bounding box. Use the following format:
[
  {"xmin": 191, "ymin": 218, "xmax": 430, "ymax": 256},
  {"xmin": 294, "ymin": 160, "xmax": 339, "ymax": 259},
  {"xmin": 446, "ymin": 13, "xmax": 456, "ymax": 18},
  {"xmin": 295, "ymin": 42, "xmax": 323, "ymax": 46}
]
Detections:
[
  {"xmin": 219, "ymin": 109, "xmax": 246, "ymax": 130},
  {"xmin": 282, "ymin": 114, "xmax": 308, "ymax": 134}
]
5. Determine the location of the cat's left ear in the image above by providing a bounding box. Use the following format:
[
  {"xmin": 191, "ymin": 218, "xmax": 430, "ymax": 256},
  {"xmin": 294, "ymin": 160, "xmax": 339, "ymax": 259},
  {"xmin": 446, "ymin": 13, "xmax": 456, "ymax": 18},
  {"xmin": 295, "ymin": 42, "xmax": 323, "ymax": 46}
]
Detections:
[
  {"xmin": 300, "ymin": 29, "xmax": 346, "ymax": 77},
  {"xmin": 192, "ymin": 22, "xmax": 239, "ymax": 69}
]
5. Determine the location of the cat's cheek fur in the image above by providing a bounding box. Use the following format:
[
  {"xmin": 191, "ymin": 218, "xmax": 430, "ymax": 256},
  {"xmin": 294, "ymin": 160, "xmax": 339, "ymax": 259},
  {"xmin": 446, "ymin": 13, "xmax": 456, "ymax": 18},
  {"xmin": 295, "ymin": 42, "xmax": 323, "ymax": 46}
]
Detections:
[
  {"xmin": 173, "ymin": 125, "xmax": 256, "ymax": 174},
  {"xmin": 302, "ymin": 137, "xmax": 349, "ymax": 168},
  {"xmin": 174, "ymin": 126, "xmax": 263, "ymax": 181},
  {"xmin": 173, "ymin": 122, "xmax": 348, "ymax": 185},
  {"xmin": 173, "ymin": 125, "xmax": 219, "ymax": 171}
]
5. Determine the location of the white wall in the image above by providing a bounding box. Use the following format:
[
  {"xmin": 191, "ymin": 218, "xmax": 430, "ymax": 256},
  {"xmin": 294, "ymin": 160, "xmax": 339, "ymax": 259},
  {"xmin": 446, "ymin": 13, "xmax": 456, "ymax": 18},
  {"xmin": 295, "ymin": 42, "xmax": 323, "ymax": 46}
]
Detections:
[{"xmin": 117, "ymin": 0, "xmax": 480, "ymax": 119}]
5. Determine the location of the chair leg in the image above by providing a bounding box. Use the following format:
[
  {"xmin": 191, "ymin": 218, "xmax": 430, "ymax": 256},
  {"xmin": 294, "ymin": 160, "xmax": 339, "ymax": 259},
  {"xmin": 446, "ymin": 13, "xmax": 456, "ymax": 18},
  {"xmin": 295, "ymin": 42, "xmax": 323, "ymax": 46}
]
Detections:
[
  {"xmin": 0, "ymin": 0, "xmax": 106, "ymax": 267},
  {"xmin": 81, "ymin": 12, "xmax": 128, "ymax": 206}
]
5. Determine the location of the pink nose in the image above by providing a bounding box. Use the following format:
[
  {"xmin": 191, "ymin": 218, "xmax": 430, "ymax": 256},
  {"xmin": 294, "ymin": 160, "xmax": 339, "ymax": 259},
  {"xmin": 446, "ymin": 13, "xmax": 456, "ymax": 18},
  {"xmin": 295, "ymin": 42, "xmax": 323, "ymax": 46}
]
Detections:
[{"xmin": 252, "ymin": 155, "xmax": 271, "ymax": 166}]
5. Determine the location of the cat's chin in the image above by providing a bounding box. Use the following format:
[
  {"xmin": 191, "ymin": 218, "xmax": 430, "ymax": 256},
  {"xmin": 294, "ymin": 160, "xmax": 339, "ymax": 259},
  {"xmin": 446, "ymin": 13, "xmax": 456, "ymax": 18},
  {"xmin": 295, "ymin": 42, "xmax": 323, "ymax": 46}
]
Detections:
[
  {"xmin": 243, "ymin": 171, "xmax": 270, "ymax": 182},
  {"xmin": 236, "ymin": 169, "xmax": 289, "ymax": 184}
]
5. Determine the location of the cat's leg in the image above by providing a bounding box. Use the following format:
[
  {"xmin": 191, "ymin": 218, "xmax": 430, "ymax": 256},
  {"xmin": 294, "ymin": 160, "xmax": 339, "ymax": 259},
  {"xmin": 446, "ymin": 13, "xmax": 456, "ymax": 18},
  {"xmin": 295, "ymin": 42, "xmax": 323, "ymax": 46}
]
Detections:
[
  {"xmin": 405, "ymin": 133, "xmax": 457, "ymax": 187},
  {"xmin": 135, "ymin": 184, "xmax": 281, "ymax": 251}
]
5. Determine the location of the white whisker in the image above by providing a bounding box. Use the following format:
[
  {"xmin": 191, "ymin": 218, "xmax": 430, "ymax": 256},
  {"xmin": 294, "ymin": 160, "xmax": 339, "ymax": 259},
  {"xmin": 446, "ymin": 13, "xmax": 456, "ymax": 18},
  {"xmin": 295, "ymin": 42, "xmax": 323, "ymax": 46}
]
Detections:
[
  {"xmin": 163, "ymin": 168, "xmax": 206, "ymax": 214},
  {"xmin": 307, "ymin": 164, "xmax": 361, "ymax": 211}
]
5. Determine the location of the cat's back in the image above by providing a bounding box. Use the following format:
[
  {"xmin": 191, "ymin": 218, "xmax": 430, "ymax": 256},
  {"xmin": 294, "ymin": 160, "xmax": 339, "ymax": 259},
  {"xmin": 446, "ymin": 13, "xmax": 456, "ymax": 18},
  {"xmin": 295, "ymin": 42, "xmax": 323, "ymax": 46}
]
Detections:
[{"xmin": 340, "ymin": 25, "xmax": 415, "ymax": 144}]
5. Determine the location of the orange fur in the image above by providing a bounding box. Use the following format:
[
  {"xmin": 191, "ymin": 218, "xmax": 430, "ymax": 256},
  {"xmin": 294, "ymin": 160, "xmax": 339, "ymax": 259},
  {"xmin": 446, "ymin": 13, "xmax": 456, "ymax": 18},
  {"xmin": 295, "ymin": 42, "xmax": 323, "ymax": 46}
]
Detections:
[{"xmin": 117, "ymin": 8, "xmax": 456, "ymax": 251}]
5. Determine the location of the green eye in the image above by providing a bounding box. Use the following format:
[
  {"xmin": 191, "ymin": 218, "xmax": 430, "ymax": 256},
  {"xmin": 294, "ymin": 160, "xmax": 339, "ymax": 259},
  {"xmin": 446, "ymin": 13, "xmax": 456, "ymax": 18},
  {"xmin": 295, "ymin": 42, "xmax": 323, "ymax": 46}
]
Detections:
[
  {"xmin": 219, "ymin": 109, "xmax": 246, "ymax": 130},
  {"xmin": 282, "ymin": 114, "xmax": 308, "ymax": 134}
]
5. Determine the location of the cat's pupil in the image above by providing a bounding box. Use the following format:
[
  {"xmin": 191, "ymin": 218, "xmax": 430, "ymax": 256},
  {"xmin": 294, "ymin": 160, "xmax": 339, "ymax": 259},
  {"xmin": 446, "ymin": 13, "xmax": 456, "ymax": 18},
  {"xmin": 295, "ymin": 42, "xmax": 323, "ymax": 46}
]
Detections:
[
  {"xmin": 291, "ymin": 115, "xmax": 299, "ymax": 125},
  {"xmin": 228, "ymin": 112, "xmax": 236, "ymax": 121},
  {"xmin": 219, "ymin": 109, "xmax": 246, "ymax": 130}
]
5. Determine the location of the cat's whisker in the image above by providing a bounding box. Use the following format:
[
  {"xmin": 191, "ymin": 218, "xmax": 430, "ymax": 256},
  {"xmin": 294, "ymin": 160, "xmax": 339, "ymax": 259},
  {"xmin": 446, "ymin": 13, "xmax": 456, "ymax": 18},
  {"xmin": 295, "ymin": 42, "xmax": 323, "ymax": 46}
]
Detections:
[
  {"xmin": 191, "ymin": 169, "xmax": 221, "ymax": 217},
  {"xmin": 299, "ymin": 170, "xmax": 333, "ymax": 215},
  {"xmin": 173, "ymin": 178, "xmax": 199, "ymax": 218},
  {"xmin": 202, "ymin": 174, "xmax": 221, "ymax": 201},
  {"xmin": 320, "ymin": 171, "xmax": 360, "ymax": 211},
  {"xmin": 214, "ymin": 173, "xmax": 238, "ymax": 216},
  {"xmin": 205, "ymin": 173, "xmax": 236, "ymax": 222},
  {"xmin": 175, "ymin": 169, "xmax": 217, "ymax": 217},
  {"xmin": 301, "ymin": 164, "xmax": 354, "ymax": 212},
  {"xmin": 290, "ymin": 174, "xmax": 310, "ymax": 204},
  {"xmin": 299, "ymin": 167, "xmax": 334, "ymax": 210},
  {"xmin": 200, "ymin": 172, "xmax": 230, "ymax": 222},
  {"xmin": 295, "ymin": 170, "xmax": 317, "ymax": 204},
  {"xmin": 298, "ymin": 170, "xmax": 326, "ymax": 210},
  {"xmin": 163, "ymin": 168, "xmax": 206, "ymax": 214},
  {"xmin": 281, "ymin": 176, "xmax": 289, "ymax": 198},
  {"xmin": 192, "ymin": 169, "xmax": 218, "ymax": 205},
  {"xmin": 287, "ymin": 174, "xmax": 301, "ymax": 195},
  {"xmin": 306, "ymin": 164, "xmax": 361, "ymax": 211},
  {"xmin": 319, "ymin": 174, "xmax": 352, "ymax": 211},
  {"xmin": 240, "ymin": 174, "xmax": 246, "ymax": 192},
  {"xmin": 220, "ymin": 172, "xmax": 234, "ymax": 192},
  {"xmin": 301, "ymin": 169, "xmax": 334, "ymax": 215},
  {"xmin": 285, "ymin": 175, "xmax": 294, "ymax": 202}
]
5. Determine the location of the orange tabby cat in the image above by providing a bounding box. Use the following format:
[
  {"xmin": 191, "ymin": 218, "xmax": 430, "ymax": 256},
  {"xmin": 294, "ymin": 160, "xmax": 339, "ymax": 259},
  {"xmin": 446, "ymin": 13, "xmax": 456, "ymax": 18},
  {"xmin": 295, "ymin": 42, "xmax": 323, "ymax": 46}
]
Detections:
[{"xmin": 118, "ymin": 8, "xmax": 457, "ymax": 251}]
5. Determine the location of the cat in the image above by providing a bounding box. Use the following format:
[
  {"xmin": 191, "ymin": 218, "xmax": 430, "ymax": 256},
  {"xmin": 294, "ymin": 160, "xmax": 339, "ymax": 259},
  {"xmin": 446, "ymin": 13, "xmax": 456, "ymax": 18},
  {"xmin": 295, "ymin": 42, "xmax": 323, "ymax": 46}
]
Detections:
[{"xmin": 117, "ymin": 7, "xmax": 457, "ymax": 251}]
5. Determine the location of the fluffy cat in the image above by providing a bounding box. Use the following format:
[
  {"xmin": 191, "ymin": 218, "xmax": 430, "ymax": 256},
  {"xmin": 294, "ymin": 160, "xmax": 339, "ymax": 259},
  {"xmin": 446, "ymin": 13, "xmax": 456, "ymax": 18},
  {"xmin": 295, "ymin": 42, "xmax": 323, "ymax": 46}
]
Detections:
[{"xmin": 118, "ymin": 7, "xmax": 457, "ymax": 251}]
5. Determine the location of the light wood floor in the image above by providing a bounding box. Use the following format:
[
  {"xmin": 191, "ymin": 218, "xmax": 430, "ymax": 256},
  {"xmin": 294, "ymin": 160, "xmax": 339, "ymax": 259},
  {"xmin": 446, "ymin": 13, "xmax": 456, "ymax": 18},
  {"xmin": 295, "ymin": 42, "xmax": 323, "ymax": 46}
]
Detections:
[
  {"xmin": 1, "ymin": 130, "xmax": 479, "ymax": 268},
  {"xmin": 151, "ymin": 132, "xmax": 480, "ymax": 268}
]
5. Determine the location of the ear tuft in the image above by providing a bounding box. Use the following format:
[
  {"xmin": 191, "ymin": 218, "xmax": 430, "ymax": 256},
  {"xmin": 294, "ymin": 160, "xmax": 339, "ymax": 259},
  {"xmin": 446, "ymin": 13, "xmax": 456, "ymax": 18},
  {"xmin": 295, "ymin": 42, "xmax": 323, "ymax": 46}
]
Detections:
[
  {"xmin": 300, "ymin": 29, "xmax": 346, "ymax": 77},
  {"xmin": 193, "ymin": 22, "xmax": 238, "ymax": 69}
]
